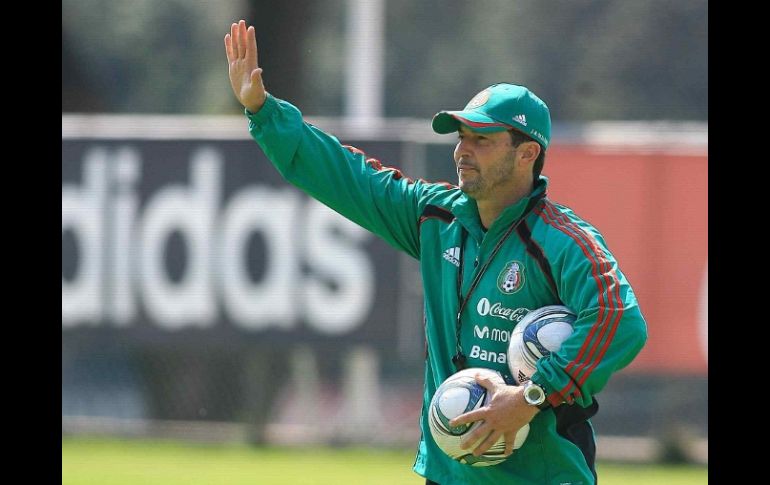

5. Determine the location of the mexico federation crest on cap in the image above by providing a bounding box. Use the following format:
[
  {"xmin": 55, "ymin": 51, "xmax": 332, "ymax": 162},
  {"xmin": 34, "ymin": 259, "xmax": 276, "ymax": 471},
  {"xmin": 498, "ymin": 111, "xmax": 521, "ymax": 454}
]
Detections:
[
  {"xmin": 465, "ymin": 89, "xmax": 491, "ymax": 109},
  {"xmin": 497, "ymin": 261, "xmax": 525, "ymax": 294}
]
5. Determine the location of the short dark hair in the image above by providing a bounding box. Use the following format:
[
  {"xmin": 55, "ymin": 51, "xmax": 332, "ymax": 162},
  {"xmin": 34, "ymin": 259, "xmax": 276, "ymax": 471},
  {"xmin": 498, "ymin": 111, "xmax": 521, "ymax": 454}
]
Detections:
[{"xmin": 509, "ymin": 129, "xmax": 546, "ymax": 181}]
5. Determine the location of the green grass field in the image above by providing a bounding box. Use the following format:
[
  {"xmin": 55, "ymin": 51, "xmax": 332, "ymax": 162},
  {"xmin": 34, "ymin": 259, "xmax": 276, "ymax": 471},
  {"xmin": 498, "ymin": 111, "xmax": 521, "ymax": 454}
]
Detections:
[{"xmin": 62, "ymin": 437, "xmax": 707, "ymax": 485}]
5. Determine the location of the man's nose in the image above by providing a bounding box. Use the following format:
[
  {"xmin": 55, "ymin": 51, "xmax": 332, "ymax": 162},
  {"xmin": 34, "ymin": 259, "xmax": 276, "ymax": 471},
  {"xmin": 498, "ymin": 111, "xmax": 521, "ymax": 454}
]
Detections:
[{"xmin": 455, "ymin": 140, "xmax": 472, "ymax": 159}]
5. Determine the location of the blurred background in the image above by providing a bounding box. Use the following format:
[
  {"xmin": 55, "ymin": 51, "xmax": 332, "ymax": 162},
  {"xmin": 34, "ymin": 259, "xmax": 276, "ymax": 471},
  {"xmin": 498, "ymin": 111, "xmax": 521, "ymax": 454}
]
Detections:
[{"xmin": 62, "ymin": 0, "xmax": 707, "ymax": 480}]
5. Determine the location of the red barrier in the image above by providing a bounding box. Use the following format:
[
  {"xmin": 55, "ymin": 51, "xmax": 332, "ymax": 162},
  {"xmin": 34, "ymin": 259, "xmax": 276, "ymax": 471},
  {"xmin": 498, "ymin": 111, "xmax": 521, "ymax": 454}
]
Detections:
[{"xmin": 545, "ymin": 145, "xmax": 707, "ymax": 374}]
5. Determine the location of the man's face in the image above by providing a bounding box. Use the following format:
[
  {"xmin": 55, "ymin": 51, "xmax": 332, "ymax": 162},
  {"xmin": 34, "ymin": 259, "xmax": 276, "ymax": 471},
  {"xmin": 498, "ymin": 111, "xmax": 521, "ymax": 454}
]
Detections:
[{"xmin": 453, "ymin": 125, "xmax": 518, "ymax": 200}]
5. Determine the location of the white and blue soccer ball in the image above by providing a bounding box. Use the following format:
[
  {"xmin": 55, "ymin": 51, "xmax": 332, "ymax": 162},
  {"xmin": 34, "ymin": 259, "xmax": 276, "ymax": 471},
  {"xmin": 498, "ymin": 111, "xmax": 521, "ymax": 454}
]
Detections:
[
  {"xmin": 428, "ymin": 367, "xmax": 530, "ymax": 466},
  {"xmin": 507, "ymin": 305, "xmax": 576, "ymax": 385}
]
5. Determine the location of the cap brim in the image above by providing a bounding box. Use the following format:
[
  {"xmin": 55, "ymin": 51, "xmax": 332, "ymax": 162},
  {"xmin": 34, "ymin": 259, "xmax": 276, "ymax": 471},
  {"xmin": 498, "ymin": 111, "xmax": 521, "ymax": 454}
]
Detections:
[{"xmin": 431, "ymin": 111, "xmax": 511, "ymax": 134}]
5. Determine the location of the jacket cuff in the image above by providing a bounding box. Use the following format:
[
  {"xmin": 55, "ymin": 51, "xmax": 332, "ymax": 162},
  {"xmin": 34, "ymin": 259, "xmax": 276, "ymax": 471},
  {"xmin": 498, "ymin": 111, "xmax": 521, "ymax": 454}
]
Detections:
[
  {"xmin": 531, "ymin": 375, "xmax": 568, "ymax": 408},
  {"xmin": 244, "ymin": 93, "xmax": 278, "ymax": 124}
]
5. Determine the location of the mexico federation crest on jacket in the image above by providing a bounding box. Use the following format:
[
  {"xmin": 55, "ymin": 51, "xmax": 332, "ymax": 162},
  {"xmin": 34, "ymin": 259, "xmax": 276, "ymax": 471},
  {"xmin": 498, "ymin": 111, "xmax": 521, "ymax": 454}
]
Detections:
[{"xmin": 497, "ymin": 261, "xmax": 525, "ymax": 294}]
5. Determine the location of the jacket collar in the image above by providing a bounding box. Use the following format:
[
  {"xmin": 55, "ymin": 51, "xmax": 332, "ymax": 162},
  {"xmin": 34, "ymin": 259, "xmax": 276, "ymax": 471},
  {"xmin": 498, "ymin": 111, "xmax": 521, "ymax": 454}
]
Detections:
[{"xmin": 451, "ymin": 176, "xmax": 548, "ymax": 241}]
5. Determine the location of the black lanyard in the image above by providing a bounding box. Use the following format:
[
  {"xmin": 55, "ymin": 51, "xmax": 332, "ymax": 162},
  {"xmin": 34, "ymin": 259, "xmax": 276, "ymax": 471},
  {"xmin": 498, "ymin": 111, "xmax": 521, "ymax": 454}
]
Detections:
[{"xmin": 452, "ymin": 193, "xmax": 545, "ymax": 371}]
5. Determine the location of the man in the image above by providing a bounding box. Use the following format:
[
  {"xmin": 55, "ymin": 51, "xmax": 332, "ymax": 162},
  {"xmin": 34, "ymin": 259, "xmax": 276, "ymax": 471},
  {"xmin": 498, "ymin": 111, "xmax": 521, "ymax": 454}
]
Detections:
[{"xmin": 225, "ymin": 19, "xmax": 647, "ymax": 485}]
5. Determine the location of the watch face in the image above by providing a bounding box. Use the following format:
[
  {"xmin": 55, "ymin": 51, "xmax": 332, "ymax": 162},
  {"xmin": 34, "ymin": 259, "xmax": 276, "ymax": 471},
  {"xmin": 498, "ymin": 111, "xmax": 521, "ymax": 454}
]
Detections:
[{"xmin": 525, "ymin": 383, "xmax": 545, "ymax": 405}]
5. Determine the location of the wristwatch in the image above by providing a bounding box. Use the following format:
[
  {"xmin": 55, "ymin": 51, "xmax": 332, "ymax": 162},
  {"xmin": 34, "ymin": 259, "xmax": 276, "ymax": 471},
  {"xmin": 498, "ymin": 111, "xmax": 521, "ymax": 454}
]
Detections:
[{"xmin": 523, "ymin": 380, "xmax": 549, "ymax": 410}]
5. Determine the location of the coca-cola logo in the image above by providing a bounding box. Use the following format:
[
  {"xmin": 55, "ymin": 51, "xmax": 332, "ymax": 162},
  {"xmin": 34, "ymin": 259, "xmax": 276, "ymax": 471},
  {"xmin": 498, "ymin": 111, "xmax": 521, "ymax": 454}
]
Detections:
[{"xmin": 476, "ymin": 297, "xmax": 528, "ymax": 323}]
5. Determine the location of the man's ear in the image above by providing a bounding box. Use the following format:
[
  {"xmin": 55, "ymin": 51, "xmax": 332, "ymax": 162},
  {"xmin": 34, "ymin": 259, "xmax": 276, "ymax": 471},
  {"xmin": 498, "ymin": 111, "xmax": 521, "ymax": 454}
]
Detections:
[{"xmin": 518, "ymin": 141, "xmax": 540, "ymax": 165}]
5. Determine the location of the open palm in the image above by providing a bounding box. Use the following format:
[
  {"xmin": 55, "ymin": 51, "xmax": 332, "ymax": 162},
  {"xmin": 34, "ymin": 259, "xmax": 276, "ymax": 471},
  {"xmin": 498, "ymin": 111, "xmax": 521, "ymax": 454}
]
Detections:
[{"xmin": 224, "ymin": 20, "xmax": 266, "ymax": 113}]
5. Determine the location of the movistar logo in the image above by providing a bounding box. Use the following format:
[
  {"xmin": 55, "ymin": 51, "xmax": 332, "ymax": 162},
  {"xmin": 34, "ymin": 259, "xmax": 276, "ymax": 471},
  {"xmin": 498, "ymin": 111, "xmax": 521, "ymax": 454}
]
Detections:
[{"xmin": 473, "ymin": 325, "xmax": 511, "ymax": 343}]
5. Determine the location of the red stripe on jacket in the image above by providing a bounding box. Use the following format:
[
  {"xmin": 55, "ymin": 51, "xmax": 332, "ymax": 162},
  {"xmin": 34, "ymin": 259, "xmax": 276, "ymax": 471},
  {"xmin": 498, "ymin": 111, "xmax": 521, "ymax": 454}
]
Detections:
[
  {"xmin": 342, "ymin": 145, "xmax": 456, "ymax": 190},
  {"xmin": 536, "ymin": 201, "xmax": 621, "ymax": 402},
  {"xmin": 541, "ymin": 202, "xmax": 625, "ymax": 388}
]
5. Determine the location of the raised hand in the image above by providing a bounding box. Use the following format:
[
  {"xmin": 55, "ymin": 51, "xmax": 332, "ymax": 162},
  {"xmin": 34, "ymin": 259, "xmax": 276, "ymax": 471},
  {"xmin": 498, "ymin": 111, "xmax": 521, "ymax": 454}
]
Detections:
[{"xmin": 224, "ymin": 20, "xmax": 267, "ymax": 113}]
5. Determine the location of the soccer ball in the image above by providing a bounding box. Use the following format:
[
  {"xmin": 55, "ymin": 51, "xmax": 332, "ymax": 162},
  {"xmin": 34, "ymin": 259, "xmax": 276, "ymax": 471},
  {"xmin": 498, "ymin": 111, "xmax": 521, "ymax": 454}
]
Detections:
[
  {"xmin": 507, "ymin": 305, "xmax": 576, "ymax": 385},
  {"xmin": 428, "ymin": 368, "xmax": 530, "ymax": 466}
]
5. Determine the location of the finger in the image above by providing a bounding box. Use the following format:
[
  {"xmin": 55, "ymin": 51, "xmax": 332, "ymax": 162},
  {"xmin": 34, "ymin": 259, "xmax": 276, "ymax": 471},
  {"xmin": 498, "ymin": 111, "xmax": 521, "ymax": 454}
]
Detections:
[
  {"xmin": 251, "ymin": 68, "xmax": 263, "ymax": 84},
  {"xmin": 246, "ymin": 25, "xmax": 258, "ymax": 67},
  {"xmin": 449, "ymin": 407, "xmax": 485, "ymax": 427},
  {"xmin": 503, "ymin": 431, "xmax": 515, "ymax": 456},
  {"xmin": 230, "ymin": 23, "xmax": 239, "ymax": 58},
  {"xmin": 475, "ymin": 373, "xmax": 495, "ymax": 391},
  {"xmin": 224, "ymin": 34, "xmax": 233, "ymax": 63},
  {"xmin": 460, "ymin": 424, "xmax": 489, "ymax": 450},
  {"xmin": 238, "ymin": 20, "xmax": 248, "ymax": 60},
  {"xmin": 473, "ymin": 429, "xmax": 503, "ymax": 457}
]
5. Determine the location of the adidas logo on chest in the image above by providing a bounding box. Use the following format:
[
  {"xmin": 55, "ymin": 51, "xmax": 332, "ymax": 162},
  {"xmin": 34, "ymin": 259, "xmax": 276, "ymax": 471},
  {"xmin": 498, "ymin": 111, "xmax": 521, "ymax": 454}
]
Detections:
[{"xmin": 442, "ymin": 247, "xmax": 460, "ymax": 267}]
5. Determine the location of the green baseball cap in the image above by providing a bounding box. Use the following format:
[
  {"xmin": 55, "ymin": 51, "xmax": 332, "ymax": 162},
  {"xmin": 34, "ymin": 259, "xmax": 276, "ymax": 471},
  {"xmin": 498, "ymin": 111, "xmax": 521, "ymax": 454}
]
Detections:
[{"xmin": 431, "ymin": 83, "xmax": 551, "ymax": 149}]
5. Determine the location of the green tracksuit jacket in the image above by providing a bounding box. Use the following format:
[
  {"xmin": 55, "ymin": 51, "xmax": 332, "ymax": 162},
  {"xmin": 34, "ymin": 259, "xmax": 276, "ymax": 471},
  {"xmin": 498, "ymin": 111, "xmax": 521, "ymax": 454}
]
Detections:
[{"xmin": 246, "ymin": 94, "xmax": 648, "ymax": 485}]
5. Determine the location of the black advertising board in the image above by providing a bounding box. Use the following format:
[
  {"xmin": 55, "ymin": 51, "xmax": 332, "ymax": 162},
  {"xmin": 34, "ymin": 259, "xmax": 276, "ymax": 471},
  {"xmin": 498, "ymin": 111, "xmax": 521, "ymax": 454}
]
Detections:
[{"xmin": 62, "ymin": 137, "xmax": 417, "ymax": 349}]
